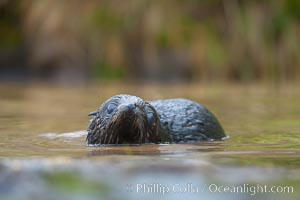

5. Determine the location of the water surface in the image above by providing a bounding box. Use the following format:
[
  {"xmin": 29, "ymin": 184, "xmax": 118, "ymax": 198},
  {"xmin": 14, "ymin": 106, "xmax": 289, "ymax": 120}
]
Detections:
[{"xmin": 0, "ymin": 83, "xmax": 299, "ymax": 199}]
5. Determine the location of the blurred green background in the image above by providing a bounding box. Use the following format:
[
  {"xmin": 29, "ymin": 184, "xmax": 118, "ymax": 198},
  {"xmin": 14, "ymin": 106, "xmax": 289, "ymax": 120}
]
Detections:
[{"xmin": 0, "ymin": 0, "xmax": 300, "ymax": 84}]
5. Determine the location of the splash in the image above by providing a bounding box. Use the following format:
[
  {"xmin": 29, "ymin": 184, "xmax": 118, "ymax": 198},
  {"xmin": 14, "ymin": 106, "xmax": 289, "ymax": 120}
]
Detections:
[{"xmin": 40, "ymin": 130, "xmax": 87, "ymax": 139}]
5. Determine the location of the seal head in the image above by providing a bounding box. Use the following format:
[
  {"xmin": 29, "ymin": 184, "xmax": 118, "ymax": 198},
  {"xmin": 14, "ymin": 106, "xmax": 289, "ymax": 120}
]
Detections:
[{"xmin": 87, "ymin": 95, "xmax": 161, "ymax": 145}]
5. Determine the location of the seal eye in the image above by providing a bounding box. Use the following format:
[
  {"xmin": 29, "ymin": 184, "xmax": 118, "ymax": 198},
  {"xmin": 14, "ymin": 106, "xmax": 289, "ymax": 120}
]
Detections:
[
  {"xmin": 107, "ymin": 103, "xmax": 117, "ymax": 114},
  {"xmin": 147, "ymin": 112, "xmax": 155, "ymax": 125}
]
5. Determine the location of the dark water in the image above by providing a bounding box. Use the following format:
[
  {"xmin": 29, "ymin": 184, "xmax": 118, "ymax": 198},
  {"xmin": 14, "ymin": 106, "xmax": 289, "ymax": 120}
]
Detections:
[{"xmin": 0, "ymin": 83, "xmax": 299, "ymax": 200}]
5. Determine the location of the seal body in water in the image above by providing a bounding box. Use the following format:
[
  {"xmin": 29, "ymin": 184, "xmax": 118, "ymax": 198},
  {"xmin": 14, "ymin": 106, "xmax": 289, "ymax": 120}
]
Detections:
[{"xmin": 87, "ymin": 94, "xmax": 226, "ymax": 145}]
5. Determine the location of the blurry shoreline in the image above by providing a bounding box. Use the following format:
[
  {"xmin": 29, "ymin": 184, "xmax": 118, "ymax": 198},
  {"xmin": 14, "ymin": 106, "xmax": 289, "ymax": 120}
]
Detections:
[{"xmin": 1, "ymin": 0, "xmax": 300, "ymax": 84}]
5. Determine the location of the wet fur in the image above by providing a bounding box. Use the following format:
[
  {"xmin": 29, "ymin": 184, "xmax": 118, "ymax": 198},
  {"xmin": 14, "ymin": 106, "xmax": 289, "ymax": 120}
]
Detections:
[
  {"xmin": 87, "ymin": 94, "xmax": 226, "ymax": 145},
  {"xmin": 87, "ymin": 95, "xmax": 161, "ymax": 145}
]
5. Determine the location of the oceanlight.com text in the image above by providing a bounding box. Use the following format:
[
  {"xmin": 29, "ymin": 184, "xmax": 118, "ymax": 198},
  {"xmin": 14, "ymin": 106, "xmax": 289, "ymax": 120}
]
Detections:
[{"xmin": 125, "ymin": 183, "xmax": 294, "ymax": 196}]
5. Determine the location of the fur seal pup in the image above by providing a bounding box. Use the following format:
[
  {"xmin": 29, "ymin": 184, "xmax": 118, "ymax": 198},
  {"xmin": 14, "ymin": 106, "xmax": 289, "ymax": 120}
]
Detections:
[{"xmin": 87, "ymin": 94, "xmax": 226, "ymax": 145}]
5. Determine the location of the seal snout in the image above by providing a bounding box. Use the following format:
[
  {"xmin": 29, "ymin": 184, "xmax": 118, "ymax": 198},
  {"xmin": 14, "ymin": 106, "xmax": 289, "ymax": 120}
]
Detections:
[
  {"xmin": 109, "ymin": 103, "xmax": 144, "ymax": 143},
  {"xmin": 126, "ymin": 103, "xmax": 136, "ymax": 111},
  {"xmin": 117, "ymin": 103, "xmax": 142, "ymax": 117},
  {"xmin": 118, "ymin": 103, "xmax": 136, "ymax": 112}
]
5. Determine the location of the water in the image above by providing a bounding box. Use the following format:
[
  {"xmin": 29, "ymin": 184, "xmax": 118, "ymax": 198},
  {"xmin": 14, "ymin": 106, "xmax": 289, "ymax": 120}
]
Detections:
[{"xmin": 0, "ymin": 83, "xmax": 299, "ymax": 199}]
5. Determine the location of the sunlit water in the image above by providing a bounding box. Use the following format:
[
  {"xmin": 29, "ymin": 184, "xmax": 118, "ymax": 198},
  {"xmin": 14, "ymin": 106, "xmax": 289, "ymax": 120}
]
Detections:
[{"xmin": 0, "ymin": 83, "xmax": 299, "ymax": 200}]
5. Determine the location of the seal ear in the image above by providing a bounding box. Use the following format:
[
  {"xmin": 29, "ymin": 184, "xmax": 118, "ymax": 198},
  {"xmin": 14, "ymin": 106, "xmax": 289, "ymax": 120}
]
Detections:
[{"xmin": 88, "ymin": 111, "xmax": 97, "ymax": 116}]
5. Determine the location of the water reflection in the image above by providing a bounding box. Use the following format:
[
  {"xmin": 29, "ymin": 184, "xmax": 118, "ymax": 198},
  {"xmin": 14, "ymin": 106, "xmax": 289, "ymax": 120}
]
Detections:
[{"xmin": 0, "ymin": 158, "xmax": 298, "ymax": 200}]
